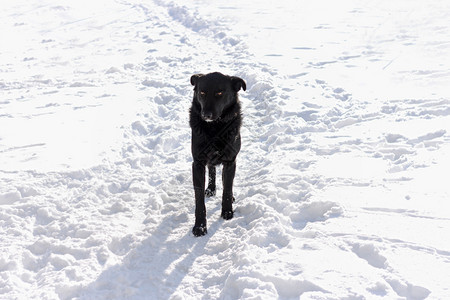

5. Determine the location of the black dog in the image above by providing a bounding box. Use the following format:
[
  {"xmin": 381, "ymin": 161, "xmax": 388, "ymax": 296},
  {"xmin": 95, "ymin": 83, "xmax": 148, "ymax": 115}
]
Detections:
[{"xmin": 189, "ymin": 72, "xmax": 246, "ymax": 236}]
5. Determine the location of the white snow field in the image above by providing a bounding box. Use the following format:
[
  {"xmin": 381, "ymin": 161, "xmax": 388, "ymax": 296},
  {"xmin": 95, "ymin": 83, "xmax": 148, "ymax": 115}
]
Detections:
[{"xmin": 1, "ymin": 0, "xmax": 450, "ymax": 299}]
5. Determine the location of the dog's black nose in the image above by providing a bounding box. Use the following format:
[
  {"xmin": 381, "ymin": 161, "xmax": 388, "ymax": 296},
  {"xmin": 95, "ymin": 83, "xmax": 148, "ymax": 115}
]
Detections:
[{"xmin": 202, "ymin": 112, "xmax": 213, "ymax": 121}]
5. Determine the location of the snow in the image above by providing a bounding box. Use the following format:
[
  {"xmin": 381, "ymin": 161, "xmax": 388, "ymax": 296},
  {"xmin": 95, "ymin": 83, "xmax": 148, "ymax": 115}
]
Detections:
[{"xmin": 1, "ymin": 0, "xmax": 450, "ymax": 299}]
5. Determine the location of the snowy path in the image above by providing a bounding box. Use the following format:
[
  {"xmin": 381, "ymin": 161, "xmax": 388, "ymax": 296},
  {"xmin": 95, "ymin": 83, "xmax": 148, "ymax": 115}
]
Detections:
[{"xmin": 1, "ymin": 0, "xmax": 450, "ymax": 299}]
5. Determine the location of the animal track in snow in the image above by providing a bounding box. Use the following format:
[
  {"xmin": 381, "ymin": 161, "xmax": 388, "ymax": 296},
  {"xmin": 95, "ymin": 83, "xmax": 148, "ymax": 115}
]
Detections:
[
  {"xmin": 350, "ymin": 242, "xmax": 388, "ymax": 269},
  {"xmin": 290, "ymin": 201, "xmax": 343, "ymax": 228}
]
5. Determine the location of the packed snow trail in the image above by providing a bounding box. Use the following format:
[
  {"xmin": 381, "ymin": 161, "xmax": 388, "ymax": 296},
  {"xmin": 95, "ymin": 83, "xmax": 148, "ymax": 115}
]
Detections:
[{"xmin": 1, "ymin": 0, "xmax": 450, "ymax": 299}]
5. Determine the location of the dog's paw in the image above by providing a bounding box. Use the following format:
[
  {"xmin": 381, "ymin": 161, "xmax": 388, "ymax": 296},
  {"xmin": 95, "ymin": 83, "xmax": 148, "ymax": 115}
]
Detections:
[
  {"xmin": 205, "ymin": 188, "xmax": 216, "ymax": 197},
  {"xmin": 192, "ymin": 224, "xmax": 207, "ymax": 237},
  {"xmin": 221, "ymin": 210, "xmax": 233, "ymax": 220}
]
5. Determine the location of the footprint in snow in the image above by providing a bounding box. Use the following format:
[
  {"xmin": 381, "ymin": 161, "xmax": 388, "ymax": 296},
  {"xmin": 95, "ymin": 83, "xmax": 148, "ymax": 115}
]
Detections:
[{"xmin": 351, "ymin": 242, "xmax": 387, "ymax": 269}]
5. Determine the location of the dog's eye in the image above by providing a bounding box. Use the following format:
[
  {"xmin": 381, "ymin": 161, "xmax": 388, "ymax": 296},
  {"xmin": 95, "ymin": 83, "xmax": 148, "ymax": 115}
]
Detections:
[
  {"xmin": 215, "ymin": 91, "xmax": 223, "ymax": 97},
  {"xmin": 200, "ymin": 91, "xmax": 206, "ymax": 96}
]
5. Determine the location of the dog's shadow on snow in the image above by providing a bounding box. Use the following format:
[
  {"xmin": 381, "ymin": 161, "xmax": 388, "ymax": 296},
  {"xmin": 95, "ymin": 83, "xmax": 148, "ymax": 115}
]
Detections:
[{"xmin": 79, "ymin": 205, "xmax": 220, "ymax": 299}]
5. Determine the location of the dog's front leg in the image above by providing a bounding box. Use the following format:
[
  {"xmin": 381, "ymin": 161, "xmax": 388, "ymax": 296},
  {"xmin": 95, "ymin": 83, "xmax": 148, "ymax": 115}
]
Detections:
[
  {"xmin": 192, "ymin": 160, "xmax": 207, "ymax": 236},
  {"xmin": 221, "ymin": 161, "xmax": 236, "ymax": 220},
  {"xmin": 205, "ymin": 165, "xmax": 216, "ymax": 197}
]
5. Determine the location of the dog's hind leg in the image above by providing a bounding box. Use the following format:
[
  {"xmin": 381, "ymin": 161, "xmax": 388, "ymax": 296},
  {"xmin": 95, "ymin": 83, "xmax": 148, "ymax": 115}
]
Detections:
[
  {"xmin": 205, "ymin": 165, "xmax": 216, "ymax": 197},
  {"xmin": 221, "ymin": 161, "xmax": 236, "ymax": 220}
]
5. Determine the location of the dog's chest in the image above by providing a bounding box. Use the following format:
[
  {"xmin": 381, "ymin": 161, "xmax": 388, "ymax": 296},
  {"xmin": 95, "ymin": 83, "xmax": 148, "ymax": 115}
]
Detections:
[{"xmin": 195, "ymin": 122, "xmax": 240, "ymax": 163}]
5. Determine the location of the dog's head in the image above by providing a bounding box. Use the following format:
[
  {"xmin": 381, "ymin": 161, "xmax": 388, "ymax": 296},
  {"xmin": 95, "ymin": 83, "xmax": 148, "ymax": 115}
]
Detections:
[{"xmin": 191, "ymin": 72, "xmax": 246, "ymax": 122}]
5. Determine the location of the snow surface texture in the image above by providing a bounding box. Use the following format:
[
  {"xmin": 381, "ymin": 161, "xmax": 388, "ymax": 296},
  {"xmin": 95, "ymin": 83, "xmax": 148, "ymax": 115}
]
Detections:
[{"xmin": 1, "ymin": 0, "xmax": 450, "ymax": 299}]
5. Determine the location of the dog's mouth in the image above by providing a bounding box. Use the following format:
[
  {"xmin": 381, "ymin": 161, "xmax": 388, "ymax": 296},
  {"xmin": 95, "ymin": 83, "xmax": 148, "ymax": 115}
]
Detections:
[
  {"xmin": 201, "ymin": 114, "xmax": 220, "ymax": 122},
  {"xmin": 203, "ymin": 117, "xmax": 220, "ymax": 123}
]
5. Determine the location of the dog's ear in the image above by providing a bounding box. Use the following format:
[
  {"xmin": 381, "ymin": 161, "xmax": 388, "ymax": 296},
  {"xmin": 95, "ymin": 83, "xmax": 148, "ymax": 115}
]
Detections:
[
  {"xmin": 190, "ymin": 74, "xmax": 204, "ymax": 86},
  {"xmin": 231, "ymin": 76, "xmax": 246, "ymax": 92}
]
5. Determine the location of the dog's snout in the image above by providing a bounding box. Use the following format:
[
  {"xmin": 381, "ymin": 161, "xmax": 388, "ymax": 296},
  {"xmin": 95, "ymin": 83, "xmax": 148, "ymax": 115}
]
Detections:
[
  {"xmin": 202, "ymin": 112, "xmax": 214, "ymax": 121},
  {"xmin": 202, "ymin": 112, "xmax": 213, "ymax": 119}
]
